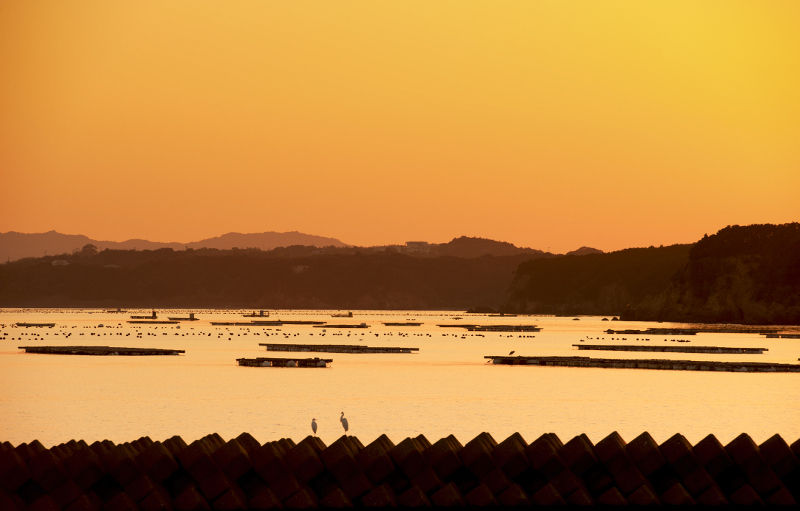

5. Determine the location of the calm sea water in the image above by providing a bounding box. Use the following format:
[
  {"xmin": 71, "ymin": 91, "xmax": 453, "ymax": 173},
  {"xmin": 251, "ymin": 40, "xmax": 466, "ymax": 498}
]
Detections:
[{"xmin": 1, "ymin": 309, "xmax": 798, "ymax": 448}]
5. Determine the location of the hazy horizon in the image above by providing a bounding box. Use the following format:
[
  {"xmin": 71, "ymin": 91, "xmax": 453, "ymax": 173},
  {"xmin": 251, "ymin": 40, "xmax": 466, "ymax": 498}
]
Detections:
[{"xmin": 2, "ymin": 227, "xmax": 708, "ymax": 255}]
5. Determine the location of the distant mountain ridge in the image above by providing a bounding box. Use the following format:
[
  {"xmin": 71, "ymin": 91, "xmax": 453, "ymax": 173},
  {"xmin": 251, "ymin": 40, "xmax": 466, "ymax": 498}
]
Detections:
[
  {"xmin": 0, "ymin": 230, "xmax": 346, "ymax": 261},
  {"xmin": 186, "ymin": 232, "xmax": 347, "ymax": 251},
  {"xmin": 0, "ymin": 231, "xmax": 601, "ymax": 261}
]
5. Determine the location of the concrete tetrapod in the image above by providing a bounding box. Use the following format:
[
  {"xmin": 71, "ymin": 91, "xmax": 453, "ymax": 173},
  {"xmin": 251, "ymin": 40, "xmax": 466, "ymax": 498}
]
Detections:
[{"xmin": 1, "ymin": 431, "xmax": 798, "ymax": 508}]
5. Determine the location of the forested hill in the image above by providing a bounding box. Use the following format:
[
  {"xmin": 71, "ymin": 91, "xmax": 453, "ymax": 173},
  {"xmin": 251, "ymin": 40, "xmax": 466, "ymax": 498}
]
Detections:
[
  {"xmin": 2, "ymin": 223, "xmax": 797, "ymax": 323},
  {"xmin": 0, "ymin": 249, "xmax": 534, "ymax": 310},
  {"xmin": 505, "ymin": 223, "xmax": 800, "ymax": 324},
  {"xmin": 624, "ymin": 223, "xmax": 800, "ymax": 324},
  {"xmin": 435, "ymin": 236, "xmax": 548, "ymax": 258},
  {"xmin": 505, "ymin": 244, "xmax": 693, "ymax": 316}
]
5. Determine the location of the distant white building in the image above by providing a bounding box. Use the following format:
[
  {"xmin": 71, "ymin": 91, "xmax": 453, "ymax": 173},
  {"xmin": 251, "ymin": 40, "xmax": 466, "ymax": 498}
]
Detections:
[
  {"xmin": 51, "ymin": 260, "xmax": 69, "ymax": 266},
  {"xmin": 291, "ymin": 265, "xmax": 309, "ymax": 274},
  {"xmin": 405, "ymin": 241, "xmax": 430, "ymax": 253}
]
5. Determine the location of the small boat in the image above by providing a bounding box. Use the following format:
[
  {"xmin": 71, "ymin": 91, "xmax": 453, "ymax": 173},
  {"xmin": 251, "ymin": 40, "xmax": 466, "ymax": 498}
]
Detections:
[
  {"xmin": 243, "ymin": 310, "xmax": 269, "ymax": 317},
  {"xmin": 331, "ymin": 311, "xmax": 353, "ymax": 318}
]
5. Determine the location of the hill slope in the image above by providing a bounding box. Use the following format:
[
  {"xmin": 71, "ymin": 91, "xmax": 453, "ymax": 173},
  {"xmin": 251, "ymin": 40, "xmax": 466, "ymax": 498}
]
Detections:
[
  {"xmin": 624, "ymin": 223, "xmax": 800, "ymax": 324},
  {"xmin": 0, "ymin": 250, "xmax": 529, "ymax": 310},
  {"xmin": 506, "ymin": 244, "xmax": 692, "ymax": 316},
  {"xmin": 435, "ymin": 236, "xmax": 548, "ymax": 258}
]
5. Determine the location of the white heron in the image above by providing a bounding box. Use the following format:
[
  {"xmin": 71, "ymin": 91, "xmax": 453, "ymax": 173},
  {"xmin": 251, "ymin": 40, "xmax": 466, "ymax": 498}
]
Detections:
[
  {"xmin": 311, "ymin": 418, "xmax": 317, "ymax": 436},
  {"xmin": 340, "ymin": 412, "xmax": 349, "ymax": 434}
]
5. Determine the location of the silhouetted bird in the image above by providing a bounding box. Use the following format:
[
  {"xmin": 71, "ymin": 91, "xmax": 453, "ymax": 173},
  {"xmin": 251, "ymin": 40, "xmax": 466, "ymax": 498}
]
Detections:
[
  {"xmin": 311, "ymin": 418, "xmax": 317, "ymax": 435},
  {"xmin": 509, "ymin": 350, "xmax": 515, "ymax": 356},
  {"xmin": 340, "ymin": 412, "xmax": 349, "ymax": 434}
]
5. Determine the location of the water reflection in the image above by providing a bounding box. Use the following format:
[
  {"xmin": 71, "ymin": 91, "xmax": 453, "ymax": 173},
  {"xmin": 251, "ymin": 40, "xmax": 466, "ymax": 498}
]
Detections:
[{"xmin": 1, "ymin": 309, "xmax": 798, "ymax": 447}]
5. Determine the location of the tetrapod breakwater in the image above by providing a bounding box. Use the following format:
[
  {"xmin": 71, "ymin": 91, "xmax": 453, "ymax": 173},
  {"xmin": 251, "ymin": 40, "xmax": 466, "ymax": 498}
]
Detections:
[{"xmin": 1, "ymin": 430, "xmax": 798, "ymax": 508}]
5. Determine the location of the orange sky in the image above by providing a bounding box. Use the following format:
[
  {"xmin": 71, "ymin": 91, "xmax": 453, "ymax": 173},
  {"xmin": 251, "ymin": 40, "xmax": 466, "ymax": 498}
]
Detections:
[{"xmin": 1, "ymin": 1, "xmax": 798, "ymax": 253}]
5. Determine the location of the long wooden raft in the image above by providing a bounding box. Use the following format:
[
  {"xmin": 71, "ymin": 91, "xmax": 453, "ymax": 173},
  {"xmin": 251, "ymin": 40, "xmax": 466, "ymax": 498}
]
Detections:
[
  {"xmin": 237, "ymin": 357, "xmax": 332, "ymax": 367},
  {"xmin": 127, "ymin": 321, "xmax": 179, "ymax": 324},
  {"xmin": 438, "ymin": 324, "xmax": 541, "ymax": 332},
  {"xmin": 573, "ymin": 344, "xmax": 767, "ymax": 354},
  {"xmin": 19, "ymin": 346, "xmax": 185, "ymax": 356},
  {"xmin": 485, "ymin": 355, "xmax": 800, "ymax": 372},
  {"xmin": 259, "ymin": 343, "xmax": 418, "ymax": 354}
]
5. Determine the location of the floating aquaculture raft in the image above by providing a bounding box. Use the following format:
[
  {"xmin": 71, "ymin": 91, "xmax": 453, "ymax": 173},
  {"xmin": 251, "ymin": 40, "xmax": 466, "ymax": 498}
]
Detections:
[
  {"xmin": 573, "ymin": 345, "xmax": 768, "ymax": 354},
  {"xmin": 211, "ymin": 320, "xmax": 326, "ymax": 326},
  {"xmin": 19, "ymin": 346, "xmax": 184, "ymax": 356},
  {"xmin": 127, "ymin": 321, "xmax": 179, "ymax": 324},
  {"xmin": 485, "ymin": 355, "xmax": 800, "ymax": 372},
  {"xmin": 469, "ymin": 325, "xmax": 541, "ymax": 332},
  {"xmin": 605, "ymin": 327, "xmax": 783, "ymax": 335},
  {"xmin": 437, "ymin": 324, "xmax": 540, "ymax": 332},
  {"xmin": 313, "ymin": 323, "xmax": 369, "ymax": 329},
  {"xmin": 259, "ymin": 343, "xmax": 418, "ymax": 354},
  {"xmin": 236, "ymin": 357, "xmax": 331, "ymax": 367}
]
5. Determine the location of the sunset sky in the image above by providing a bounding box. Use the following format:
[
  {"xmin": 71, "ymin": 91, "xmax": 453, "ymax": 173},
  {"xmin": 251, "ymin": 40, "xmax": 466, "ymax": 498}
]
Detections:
[{"xmin": 1, "ymin": 1, "xmax": 798, "ymax": 253}]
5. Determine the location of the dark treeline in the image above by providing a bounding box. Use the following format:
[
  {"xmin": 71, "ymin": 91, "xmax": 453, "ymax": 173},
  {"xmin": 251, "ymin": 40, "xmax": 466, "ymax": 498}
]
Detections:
[
  {"xmin": 0, "ymin": 248, "xmax": 534, "ymax": 310},
  {"xmin": 2, "ymin": 224, "xmax": 798, "ymax": 324},
  {"xmin": 506, "ymin": 223, "xmax": 800, "ymax": 324},
  {"xmin": 625, "ymin": 223, "xmax": 800, "ymax": 324},
  {"xmin": 505, "ymin": 244, "xmax": 693, "ymax": 316},
  {"xmin": 6, "ymin": 245, "xmax": 372, "ymax": 267}
]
